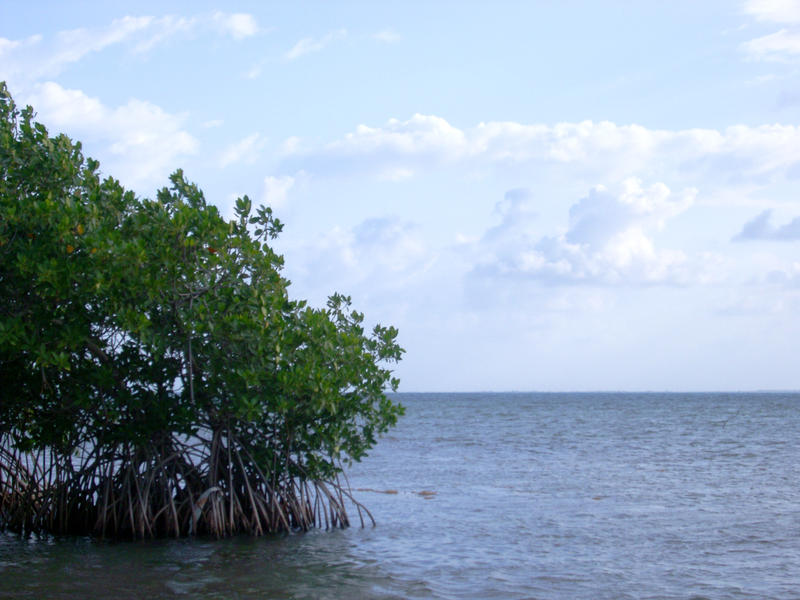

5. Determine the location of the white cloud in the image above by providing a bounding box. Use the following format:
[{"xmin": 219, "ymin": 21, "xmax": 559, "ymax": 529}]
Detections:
[
  {"xmin": 743, "ymin": 28, "xmax": 800, "ymax": 60},
  {"xmin": 211, "ymin": 12, "xmax": 260, "ymax": 40},
  {"xmin": 566, "ymin": 179, "xmax": 693, "ymax": 247},
  {"xmin": 339, "ymin": 114, "xmax": 467, "ymax": 157},
  {"xmin": 483, "ymin": 188, "xmax": 538, "ymax": 243},
  {"xmin": 244, "ymin": 62, "xmax": 264, "ymax": 79},
  {"xmin": 285, "ymin": 29, "xmax": 347, "ymax": 60},
  {"xmin": 372, "ymin": 30, "xmax": 401, "ymax": 43},
  {"xmin": 282, "ymin": 114, "xmax": 800, "ymax": 183},
  {"xmin": 352, "ymin": 218, "xmax": 427, "ymax": 272},
  {"xmin": 469, "ymin": 180, "xmax": 701, "ymax": 286},
  {"xmin": 262, "ymin": 175, "xmax": 295, "ymax": 209},
  {"xmin": 715, "ymin": 290, "xmax": 795, "ymax": 314},
  {"xmin": 0, "ymin": 12, "xmax": 261, "ymax": 83},
  {"xmin": 0, "ymin": 18, "xmax": 151, "ymax": 82},
  {"xmin": 288, "ymin": 216, "xmax": 433, "ymax": 307},
  {"xmin": 0, "ymin": 34, "xmax": 40, "ymax": 57},
  {"xmin": 743, "ymin": 0, "xmax": 800, "ymax": 23},
  {"xmin": 734, "ymin": 209, "xmax": 800, "ymax": 240},
  {"xmin": 26, "ymin": 82, "xmax": 198, "ymax": 190},
  {"xmin": 378, "ymin": 167, "xmax": 414, "ymax": 181},
  {"xmin": 745, "ymin": 72, "xmax": 783, "ymax": 85},
  {"xmin": 219, "ymin": 133, "xmax": 266, "ymax": 167},
  {"xmin": 742, "ymin": 1, "xmax": 800, "ymax": 61},
  {"xmin": 281, "ymin": 136, "xmax": 303, "ymax": 154},
  {"xmin": 471, "ymin": 120, "xmax": 666, "ymax": 163},
  {"xmin": 0, "ymin": 37, "xmax": 21, "ymax": 55},
  {"xmin": 58, "ymin": 15, "xmax": 157, "ymax": 58},
  {"xmin": 131, "ymin": 16, "xmax": 198, "ymax": 53},
  {"xmin": 285, "ymin": 114, "xmax": 468, "ymax": 176},
  {"xmin": 766, "ymin": 261, "xmax": 800, "ymax": 285}
]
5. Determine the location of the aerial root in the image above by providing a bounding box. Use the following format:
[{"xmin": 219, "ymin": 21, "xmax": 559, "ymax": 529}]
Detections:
[{"xmin": 0, "ymin": 432, "xmax": 367, "ymax": 538}]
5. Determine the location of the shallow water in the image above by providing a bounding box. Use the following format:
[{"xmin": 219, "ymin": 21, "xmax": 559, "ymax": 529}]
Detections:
[{"xmin": 2, "ymin": 393, "xmax": 800, "ymax": 599}]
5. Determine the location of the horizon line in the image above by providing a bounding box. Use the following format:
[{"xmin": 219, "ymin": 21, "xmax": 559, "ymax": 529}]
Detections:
[{"xmin": 390, "ymin": 389, "xmax": 800, "ymax": 394}]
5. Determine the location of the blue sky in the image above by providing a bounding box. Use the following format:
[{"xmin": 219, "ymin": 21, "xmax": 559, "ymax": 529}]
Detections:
[{"xmin": 4, "ymin": 1, "xmax": 800, "ymax": 391}]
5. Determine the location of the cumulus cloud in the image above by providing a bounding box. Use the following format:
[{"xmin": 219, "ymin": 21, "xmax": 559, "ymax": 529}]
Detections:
[
  {"xmin": 281, "ymin": 114, "xmax": 800, "ymax": 182},
  {"xmin": 482, "ymin": 188, "xmax": 538, "ymax": 244},
  {"xmin": 26, "ymin": 82, "xmax": 198, "ymax": 190},
  {"xmin": 567, "ymin": 180, "xmax": 693, "ymax": 246},
  {"xmin": 734, "ymin": 209, "xmax": 800, "ymax": 240},
  {"xmin": 335, "ymin": 114, "xmax": 467, "ymax": 158},
  {"xmin": 470, "ymin": 179, "xmax": 699, "ymax": 286},
  {"xmin": 339, "ymin": 218, "xmax": 427, "ymax": 274},
  {"xmin": 282, "ymin": 114, "xmax": 467, "ymax": 176},
  {"xmin": 349, "ymin": 220, "xmax": 422, "ymax": 269},
  {"xmin": 285, "ymin": 29, "xmax": 347, "ymax": 60},
  {"xmin": 286, "ymin": 216, "xmax": 433, "ymax": 309}
]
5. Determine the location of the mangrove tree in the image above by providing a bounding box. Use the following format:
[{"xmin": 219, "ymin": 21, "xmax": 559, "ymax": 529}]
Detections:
[{"xmin": 0, "ymin": 83, "xmax": 404, "ymax": 538}]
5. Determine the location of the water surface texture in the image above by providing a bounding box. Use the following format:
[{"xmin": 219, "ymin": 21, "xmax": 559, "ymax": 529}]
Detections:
[{"xmin": 2, "ymin": 393, "xmax": 800, "ymax": 599}]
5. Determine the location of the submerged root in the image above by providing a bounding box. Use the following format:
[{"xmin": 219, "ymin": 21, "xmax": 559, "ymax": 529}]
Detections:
[{"xmin": 0, "ymin": 431, "xmax": 373, "ymax": 539}]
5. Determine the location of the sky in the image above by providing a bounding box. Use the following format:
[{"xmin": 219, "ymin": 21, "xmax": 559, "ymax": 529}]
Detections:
[{"xmin": 3, "ymin": 1, "xmax": 800, "ymax": 391}]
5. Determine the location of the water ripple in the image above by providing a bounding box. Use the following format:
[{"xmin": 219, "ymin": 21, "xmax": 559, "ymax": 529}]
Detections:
[{"xmin": 2, "ymin": 393, "xmax": 800, "ymax": 598}]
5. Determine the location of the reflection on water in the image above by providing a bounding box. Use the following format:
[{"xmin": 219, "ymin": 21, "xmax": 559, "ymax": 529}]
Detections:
[
  {"xmin": 0, "ymin": 530, "xmax": 430, "ymax": 599},
  {"xmin": 3, "ymin": 393, "xmax": 800, "ymax": 599}
]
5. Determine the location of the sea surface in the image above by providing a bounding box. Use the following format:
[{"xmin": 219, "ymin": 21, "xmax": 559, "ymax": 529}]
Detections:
[{"xmin": 2, "ymin": 392, "xmax": 800, "ymax": 599}]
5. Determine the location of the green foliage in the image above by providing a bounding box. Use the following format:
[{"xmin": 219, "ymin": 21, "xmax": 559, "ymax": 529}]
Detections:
[{"xmin": 0, "ymin": 82, "xmax": 403, "ymax": 537}]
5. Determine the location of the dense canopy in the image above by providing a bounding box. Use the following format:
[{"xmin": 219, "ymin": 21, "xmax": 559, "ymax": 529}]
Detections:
[{"xmin": 0, "ymin": 83, "xmax": 403, "ymax": 538}]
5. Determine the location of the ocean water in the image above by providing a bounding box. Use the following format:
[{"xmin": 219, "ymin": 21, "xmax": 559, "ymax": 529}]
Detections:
[{"xmin": 2, "ymin": 392, "xmax": 800, "ymax": 599}]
